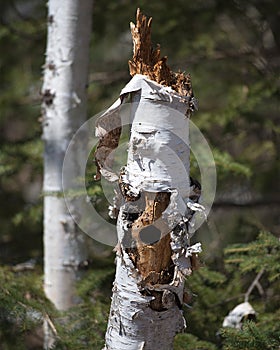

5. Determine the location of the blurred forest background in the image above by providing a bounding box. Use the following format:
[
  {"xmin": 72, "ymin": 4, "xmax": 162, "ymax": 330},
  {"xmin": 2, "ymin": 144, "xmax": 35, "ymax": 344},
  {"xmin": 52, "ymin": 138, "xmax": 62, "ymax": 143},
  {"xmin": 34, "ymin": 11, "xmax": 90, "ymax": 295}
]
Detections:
[{"xmin": 0, "ymin": 0, "xmax": 279, "ymax": 349}]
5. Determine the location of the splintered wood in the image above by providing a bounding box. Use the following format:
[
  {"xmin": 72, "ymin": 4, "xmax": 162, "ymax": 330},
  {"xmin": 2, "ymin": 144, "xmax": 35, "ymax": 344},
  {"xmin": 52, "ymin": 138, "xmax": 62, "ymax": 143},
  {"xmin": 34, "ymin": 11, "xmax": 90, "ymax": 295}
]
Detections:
[{"xmin": 129, "ymin": 8, "xmax": 193, "ymax": 98}]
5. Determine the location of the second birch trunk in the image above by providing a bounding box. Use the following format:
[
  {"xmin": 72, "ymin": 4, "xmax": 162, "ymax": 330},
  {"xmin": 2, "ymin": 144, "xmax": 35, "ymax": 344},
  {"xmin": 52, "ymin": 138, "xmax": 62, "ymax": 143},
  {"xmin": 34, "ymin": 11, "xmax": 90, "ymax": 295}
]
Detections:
[{"xmin": 42, "ymin": 0, "xmax": 93, "ymax": 311}]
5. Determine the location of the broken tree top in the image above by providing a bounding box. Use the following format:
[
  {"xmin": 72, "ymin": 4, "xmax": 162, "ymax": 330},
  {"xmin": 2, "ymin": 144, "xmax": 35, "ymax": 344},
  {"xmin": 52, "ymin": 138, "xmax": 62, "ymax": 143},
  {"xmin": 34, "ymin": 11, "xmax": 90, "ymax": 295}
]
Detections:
[
  {"xmin": 129, "ymin": 8, "xmax": 194, "ymax": 99},
  {"xmin": 94, "ymin": 9, "xmax": 198, "ymax": 183}
]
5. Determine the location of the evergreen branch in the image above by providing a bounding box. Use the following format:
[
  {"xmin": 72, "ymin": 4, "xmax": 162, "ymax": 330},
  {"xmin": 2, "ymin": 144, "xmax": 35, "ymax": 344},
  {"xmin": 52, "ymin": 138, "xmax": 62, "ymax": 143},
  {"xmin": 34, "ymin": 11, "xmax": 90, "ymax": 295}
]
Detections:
[
  {"xmin": 225, "ymin": 247, "xmax": 250, "ymax": 254},
  {"xmin": 225, "ymin": 258, "xmax": 245, "ymax": 264}
]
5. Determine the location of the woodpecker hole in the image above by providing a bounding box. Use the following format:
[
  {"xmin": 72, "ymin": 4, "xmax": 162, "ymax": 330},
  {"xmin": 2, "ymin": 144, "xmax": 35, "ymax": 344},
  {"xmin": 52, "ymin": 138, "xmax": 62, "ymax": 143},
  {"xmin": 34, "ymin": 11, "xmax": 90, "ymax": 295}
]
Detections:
[{"xmin": 139, "ymin": 225, "xmax": 161, "ymax": 244}]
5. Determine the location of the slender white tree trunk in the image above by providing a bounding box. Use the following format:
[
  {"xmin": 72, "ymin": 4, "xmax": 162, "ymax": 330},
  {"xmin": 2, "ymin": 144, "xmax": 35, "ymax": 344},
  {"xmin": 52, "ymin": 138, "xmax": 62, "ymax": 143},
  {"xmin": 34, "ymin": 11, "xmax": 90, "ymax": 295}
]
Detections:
[{"xmin": 42, "ymin": 0, "xmax": 93, "ymax": 311}]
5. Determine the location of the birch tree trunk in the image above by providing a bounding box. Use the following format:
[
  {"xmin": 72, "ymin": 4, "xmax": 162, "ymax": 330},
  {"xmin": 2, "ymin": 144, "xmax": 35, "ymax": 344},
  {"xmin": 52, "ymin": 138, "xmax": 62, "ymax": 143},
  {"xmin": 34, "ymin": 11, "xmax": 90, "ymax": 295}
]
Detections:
[
  {"xmin": 42, "ymin": 0, "xmax": 93, "ymax": 311},
  {"xmin": 95, "ymin": 10, "xmax": 203, "ymax": 350}
]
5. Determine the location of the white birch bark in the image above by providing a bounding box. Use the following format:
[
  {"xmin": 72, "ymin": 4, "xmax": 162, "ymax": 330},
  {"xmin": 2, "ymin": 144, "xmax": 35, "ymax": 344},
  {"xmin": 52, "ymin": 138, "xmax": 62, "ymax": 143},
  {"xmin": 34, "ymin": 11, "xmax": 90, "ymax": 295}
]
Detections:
[
  {"xmin": 96, "ymin": 75, "xmax": 203, "ymax": 349},
  {"xmin": 42, "ymin": 0, "xmax": 93, "ymax": 311}
]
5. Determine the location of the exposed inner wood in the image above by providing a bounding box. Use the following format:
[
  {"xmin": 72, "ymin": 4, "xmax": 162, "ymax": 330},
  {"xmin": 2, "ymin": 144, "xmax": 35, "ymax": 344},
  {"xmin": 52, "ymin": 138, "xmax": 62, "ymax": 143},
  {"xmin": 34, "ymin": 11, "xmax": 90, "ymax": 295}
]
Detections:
[
  {"xmin": 128, "ymin": 192, "xmax": 174, "ymax": 311},
  {"xmin": 129, "ymin": 8, "xmax": 193, "ymax": 98},
  {"xmin": 129, "ymin": 192, "xmax": 172, "ymax": 281}
]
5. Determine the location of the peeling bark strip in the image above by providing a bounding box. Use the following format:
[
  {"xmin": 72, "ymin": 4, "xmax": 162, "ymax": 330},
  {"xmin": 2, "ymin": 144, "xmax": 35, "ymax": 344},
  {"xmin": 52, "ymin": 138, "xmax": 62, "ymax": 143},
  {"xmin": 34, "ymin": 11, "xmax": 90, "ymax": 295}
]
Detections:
[{"xmin": 96, "ymin": 9, "xmax": 203, "ymax": 350}]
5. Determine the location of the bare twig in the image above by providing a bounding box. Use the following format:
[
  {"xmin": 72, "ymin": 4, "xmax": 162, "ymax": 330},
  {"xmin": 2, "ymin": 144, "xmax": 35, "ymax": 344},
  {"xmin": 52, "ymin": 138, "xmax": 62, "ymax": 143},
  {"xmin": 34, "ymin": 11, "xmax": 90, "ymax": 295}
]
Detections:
[
  {"xmin": 255, "ymin": 281, "xmax": 265, "ymax": 297},
  {"xmin": 44, "ymin": 313, "xmax": 57, "ymax": 337},
  {"xmin": 244, "ymin": 268, "xmax": 265, "ymax": 302}
]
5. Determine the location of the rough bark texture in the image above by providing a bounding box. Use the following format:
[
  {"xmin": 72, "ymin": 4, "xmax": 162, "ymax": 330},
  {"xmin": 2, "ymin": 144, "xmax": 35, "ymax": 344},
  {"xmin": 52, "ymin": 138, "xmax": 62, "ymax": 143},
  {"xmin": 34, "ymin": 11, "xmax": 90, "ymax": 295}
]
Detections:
[
  {"xmin": 98, "ymin": 9, "xmax": 202, "ymax": 350},
  {"xmin": 42, "ymin": 0, "xmax": 93, "ymax": 311}
]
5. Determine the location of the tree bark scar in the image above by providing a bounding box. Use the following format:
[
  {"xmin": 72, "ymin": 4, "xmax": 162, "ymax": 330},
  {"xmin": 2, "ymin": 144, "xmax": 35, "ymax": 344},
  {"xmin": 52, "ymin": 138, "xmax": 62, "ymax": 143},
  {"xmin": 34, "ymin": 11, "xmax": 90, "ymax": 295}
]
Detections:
[
  {"xmin": 126, "ymin": 192, "xmax": 174, "ymax": 311},
  {"xmin": 130, "ymin": 192, "xmax": 171, "ymax": 278}
]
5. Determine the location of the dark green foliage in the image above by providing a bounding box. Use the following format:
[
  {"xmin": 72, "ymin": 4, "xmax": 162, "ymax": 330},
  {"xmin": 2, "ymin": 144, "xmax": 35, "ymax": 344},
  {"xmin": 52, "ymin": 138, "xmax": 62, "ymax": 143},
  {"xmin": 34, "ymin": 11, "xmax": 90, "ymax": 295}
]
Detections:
[
  {"xmin": 0, "ymin": 256, "xmax": 115, "ymax": 350},
  {"xmin": 54, "ymin": 262, "xmax": 115, "ymax": 350},
  {"xmin": 218, "ymin": 231, "xmax": 280, "ymax": 349},
  {"xmin": 220, "ymin": 319, "xmax": 280, "ymax": 350},
  {"xmin": 0, "ymin": 266, "xmax": 53, "ymax": 350},
  {"xmin": 225, "ymin": 231, "xmax": 280, "ymax": 281},
  {"xmin": 173, "ymin": 231, "xmax": 280, "ymax": 349},
  {"xmin": 0, "ymin": 1, "xmax": 45, "ymax": 265},
  {"xmin": 174, "ymin": 333, "xmax": 217, "ymax": 350},
  {"xmin": 185, "ymin": 267, "xmax": 228, "ymax": 339}
]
